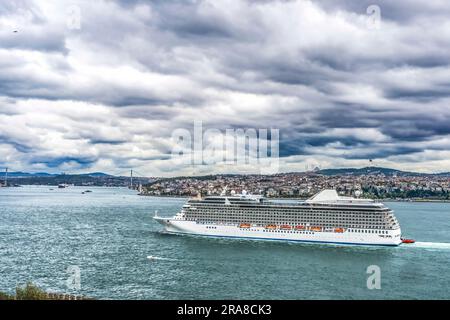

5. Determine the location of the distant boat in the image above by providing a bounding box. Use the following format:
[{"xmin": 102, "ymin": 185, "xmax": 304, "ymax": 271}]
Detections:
[
  {"xmin": 58, "ymin": 183, "xmax": 70, "ymax": 188},
  {"xmin": 84, "ymin": 190, "xmax": 92, "ymax": 193}
]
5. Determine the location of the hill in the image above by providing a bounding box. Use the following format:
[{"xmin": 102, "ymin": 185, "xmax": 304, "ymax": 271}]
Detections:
[{"xmin": 317, "ymin": 167, "xmax": 432, "ymax": 176}]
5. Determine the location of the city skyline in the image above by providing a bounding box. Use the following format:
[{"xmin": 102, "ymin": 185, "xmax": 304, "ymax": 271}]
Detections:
[{"xmin": 2, "ymin": 1, "xmax": 450, "ymax": 176}]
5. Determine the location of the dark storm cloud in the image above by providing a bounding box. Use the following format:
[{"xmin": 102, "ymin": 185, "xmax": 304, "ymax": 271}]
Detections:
[
  {"xmin": 380, "ymin": 119, "xmax": 450, "ymax": 141},
  {"xmin": 0, "ymin": 133, "xmax": 34, "ymax": 153},
  {"xmin": 312, "ymin": 105, "xmax": 379, "ymax": 129},
  {"xmin": 0, "ymin": 31, "xmax": 67, "ymax": 53},
  {"xmin": 155, "ymin": 5, "xmax": 233, "ymax": 38},
  {"xmin": 317, "ymin": 0, "xmax": 450, "ymax": 23},
  {"xmin": 279, "ymin": 133, "xmax": 425, "ymax": 159},
  {"xmin": 30, "ymin": 156, "xmax": 98, "ymax": 168},
  {"xmin": 384, "ymin": 87, "xmax": 450, "ymax": 101},
  {"xmin": 2, "ymin": 0, "xmax": 450, "ymax": 174}
]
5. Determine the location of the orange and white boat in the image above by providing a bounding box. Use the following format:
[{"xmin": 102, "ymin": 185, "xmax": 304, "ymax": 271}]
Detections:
[
  {"xmin": 265, "ymin": 224, "xmax": 277, "ymax": 230},
  {"xmin": 310, "ymin": 226, "xmax": 322, "ymax": 232},
  {"xmin": 295, "ymin": 225, "xmax": 305, "ymax": 230},
  {"xmin": 280, "ymin": 225, "xmax": 292, "ymax": 230},
  {"xmin": 239, "ymin": 223, "xmax": 251, "ymax": 228},
  {"xmin": 334, "ymin": 228, "xmax": 345, "ymax": 233}
]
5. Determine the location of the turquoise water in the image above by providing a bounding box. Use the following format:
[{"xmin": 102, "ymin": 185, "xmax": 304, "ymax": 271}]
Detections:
[{"xmin": 0, "ymin": 186, "xmax": 449, "ymax": 299}]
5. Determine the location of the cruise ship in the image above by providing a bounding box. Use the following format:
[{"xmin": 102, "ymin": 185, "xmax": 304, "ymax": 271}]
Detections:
[{"xmin": 154, "ymin": 189, "xmax": 403, "ymax": 246}]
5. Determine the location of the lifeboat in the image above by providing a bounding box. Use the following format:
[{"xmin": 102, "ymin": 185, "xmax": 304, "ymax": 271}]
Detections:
[
  {"xmin": 265, "ymin": 224, "xmax": 277, "ymax": 230},
  {"xmin": 334, "ymin": 228, "xmax": 345, "ymax": 233},
  {"xmin": 280, "ymin": 225, "xmax": 292, "ymax": 230},
  {"xmin": 310, "ymin": 226, "xmax": 322, "ymax": 232},
  {"xmin": 401, "ymin": 238, "xmax": 415, "ymax": 244},
  {"xmin": 239, "ymin": 223, "xmax": 251, "ymax": 228},
  {"xmin": 295, "ymin": 225, "xmax": 305, "ymax": 230}
]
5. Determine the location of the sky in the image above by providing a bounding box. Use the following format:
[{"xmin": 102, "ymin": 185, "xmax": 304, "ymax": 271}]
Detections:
[{"xmin": 1, "ymin": 0, "xmax": 450, "ymax": 176}]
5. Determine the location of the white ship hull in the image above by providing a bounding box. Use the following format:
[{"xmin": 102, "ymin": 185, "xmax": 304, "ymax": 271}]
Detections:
[{"xmin": 154, "ymin": 217, "xmax": 402, "ymax": 246}]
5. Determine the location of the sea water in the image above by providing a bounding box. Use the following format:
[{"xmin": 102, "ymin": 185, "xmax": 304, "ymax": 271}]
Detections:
[{"xmin": 0, "ymin": 186, "xmax": 449, "ymax": 299}]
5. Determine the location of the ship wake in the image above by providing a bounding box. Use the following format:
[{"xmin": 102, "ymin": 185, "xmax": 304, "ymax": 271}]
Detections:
[
  {"xmin": 406, "ymin": 242, "xmax": 450, "ymax": 250},
  {"xmin": 147, "ymin": 255, "xmax": 177, "ymax": 261}
]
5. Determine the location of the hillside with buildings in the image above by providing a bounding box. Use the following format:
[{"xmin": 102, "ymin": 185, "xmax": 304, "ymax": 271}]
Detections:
[{"xmin": 141, "ymin": 167, "xmax": 450, "ymax": 200}]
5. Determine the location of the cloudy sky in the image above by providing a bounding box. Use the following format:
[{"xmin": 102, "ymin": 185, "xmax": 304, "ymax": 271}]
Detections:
[{"xmin": 1, "ymin": 0, "xmax": 450, "ymax": 176}]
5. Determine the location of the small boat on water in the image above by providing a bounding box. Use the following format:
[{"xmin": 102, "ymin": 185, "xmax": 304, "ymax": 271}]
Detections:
[{"xmin": 401, "ymin": 238, "xmax": 415, "ymax": 244}]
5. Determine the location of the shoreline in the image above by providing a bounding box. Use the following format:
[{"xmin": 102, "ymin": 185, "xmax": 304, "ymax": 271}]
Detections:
[
  {"xmin": 138, "ymin": 193, "xmax": 450, "ymax": 203},
  {"xmin": 7, "ymin": 186, "xmax": 450, "ymax": 203}
]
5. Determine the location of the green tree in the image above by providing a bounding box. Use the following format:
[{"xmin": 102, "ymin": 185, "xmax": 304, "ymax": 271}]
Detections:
[{"xmin": 15, "ymin": 282, "xmax": 48, "ymax": 300}]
